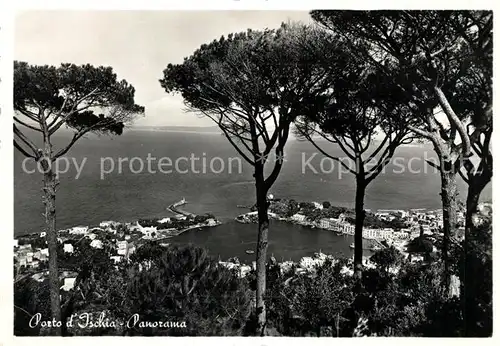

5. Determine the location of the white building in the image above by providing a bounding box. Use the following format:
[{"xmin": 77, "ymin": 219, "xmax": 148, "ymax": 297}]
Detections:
[
  {"xmin": 279, "ymin": 261, "xmax": 295, "ymax": 274},
  {"xmin": 478, "ymin": 203, "xmax": 492, "ymax": 216},
  {"xmin": 13, "ymin": 239, "xmax": 18, "ymax": 248},
  {"xmin": 117, "ymin": 241, "xmax": 128, "ymax": 256},
  {"xmin": 60, "ymin": 277, "xmax": 76, "ymax": 291},
  {"xmin": 362, "ymin": 228, "xmax": 378, "ymax": 239},
  {"xmin": 338, "ymin": 213, "xmax": 347, "ymax": 223},
  {"xmin": 63, "ymin": 243, "xmax": 74, "ymax": 253},
  {"xmin": 379, "ymin": 228, "xmax": 395, "ymax": 240},
  {"xmin": 239, "ymin": 265, "xmax": 252, "ymax": 278},
  {"xmin": 110, "ymin": 256, "xmax": 122, "ymax": 264},
  {"xmin": 377, "ymin": 209, "xmax": 408, "ymax": 219},
  {"xmin": 206, "ymin": 218, "xmax": 218, "ymax": 226},
  {"xmin": 90, "ymin": 239, "xmax": 103, "ymax": 249},
  {"xmin": 100, "ymin": 221, "xmax": 120, "ymax": 228},
  {"xmin": 139, "ymin": 226, "xmax": 157, "ymax": 236},
  {"xmin": 32, "ymin": 272, "xmax": 47, "ymax": 282},
  {"xmin": 69, "ymin": 226, "xmax": 89, "ymax": 235},
  {"xmin": 291, "ymin": 213, "xmax": 306, "ymax": 222},
  {"xmin": 416, "ymin": 213, "xmax": 427, "ymax": 221},
  {"xmin": 410, "ymin": 254, "xmax": 425, "ymax": 263},
  {"xmin": 319, "ymin": 218, "xmax": 338, "ymax": 230},
  {"xmin": 299, "ymin": 256, "xmax": 316, "ymax": 271},
  {"xmin": 40, "ymin": 248, "xmax": 49, "ymax": 256},
  {"xmin": 393, "ymin": 231, "xmax": 409, "ymax": 240},
  {"xmin": 19, "ymin": 244, "xmax": 32, "ymax": 251},
  {"xmin": 158, "ymin": 217, "xmax": 171, "ymax": 224},
  {"xmin": 375, "ymin": 212, "xmax": 390, "ymax": 219},
  {"xmin": 339, "ymin": 223, "xmax": 355, "ymax": 235},
  {"xmin": 313, "ymin": 202, "xmax": 324, "ymax": 210},
  {"xmin": 87, "ymin": 233, "xmax": 97, "ymax": 240},
  {"xmin": 40, "ymin": 232, "xmax": 46, "ymax": 238}
]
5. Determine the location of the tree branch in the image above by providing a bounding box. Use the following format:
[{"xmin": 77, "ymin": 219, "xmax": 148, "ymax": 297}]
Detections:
[
  {"xmin": 14, "ymin": 125, "xmax": 40, "ymax": 156},
  {"xmin": 434, "ymin": 86, "xmax": 471, "ymax": 157},
  {"xmin": 425, "ymin": 159, "xmax": 441, "ymax": 171},
  {"xmin": 298, "ymin": 128, "xmax": 356, "ymax": 175},
  {"xmin": 201, "ymin": 110, "xmax": 255, "ymax": 166},
  {"xmin": 14, "ymin": 116, "xmax": 43, "ymax": 133},
  {"xmin": 54, "ymin": 130, "xmax": 88, "ymax": 158},
  {"xmin": 14, "ymin": 139, "xmax": 37, "ymax": 159},
  {"xmin": 408, "ymin": 125, "xmax": 433, "ymax": 139}
]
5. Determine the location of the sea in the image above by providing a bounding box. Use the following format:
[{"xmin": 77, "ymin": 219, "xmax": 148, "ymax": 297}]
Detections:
[{"xmin": 14, "ymin": 129, "xmax": 491, "ymax": 262}]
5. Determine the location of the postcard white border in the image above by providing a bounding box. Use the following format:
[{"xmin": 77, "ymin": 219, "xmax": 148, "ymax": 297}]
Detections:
[{"xmin": 1, "ymin": 1, "xmax": 498, "ymax": 346}]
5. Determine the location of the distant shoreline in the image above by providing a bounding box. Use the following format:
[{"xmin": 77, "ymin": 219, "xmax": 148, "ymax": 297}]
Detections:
[{"xmin": 127, "ymin": 128, "xmax": 222, "ymax": 135}]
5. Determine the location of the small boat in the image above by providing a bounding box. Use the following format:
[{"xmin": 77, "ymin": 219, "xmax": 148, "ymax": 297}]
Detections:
[
  {"xmin": 349, "ymin": 243, "xmax": 355, "ymax": 249},
  {"xmin": 370, "ymin": 245, "xmax": 383, "ymax": 251},
  {"xmin": 245, "ymin": 250, "xmax": 255, "ymax": 255}
]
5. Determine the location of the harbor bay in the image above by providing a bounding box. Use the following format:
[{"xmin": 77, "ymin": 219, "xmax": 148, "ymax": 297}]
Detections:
[{"xmin": 15, "ymin": 130, "xmax": 490, "ymax": 261}]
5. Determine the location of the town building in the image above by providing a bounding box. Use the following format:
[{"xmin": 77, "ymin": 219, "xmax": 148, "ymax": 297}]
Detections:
[
  {"xmin": 117, "ymin": 240, "xmax": 127, "ymax": 256},
  {"xmin": 69, "ymin": 226, "xmax": 89, "ymax": 235},
  {"xmin": 313, "ymin": 202, "xmax": 324, "ymax": 210},
  {"xmin": 393, "ymin": 231, "xmax": 409, "ymax": 240},
  {"xmin": 319, "ymin": 218, "xmax": 339, "ymax": 230},
  {"xmin": 299, "ymin": 256, "xmax": 316, "ymax": 271},
  {"xmin": 110, "ymin": 256, "xmax": 122, "ymax": 264},
  {"xmin": 206, "ymin": 218, "xmax": 218, "ymax": 226},
  {"xmin": 63, "ymin": 243, "xmax": 74, "ymax": 253},
  {"xmin": 100, "ymin": 221, "xmax": 120, "ymax": 229},
  {"xmin": 291, "ymin": 213, "xmax": 306, "ymax": 223},
  {"xmin": 60, "ymin": 277, "xmax": 76, "ymax": 292},
  {"xmin": 19, "ymin": 244, "xmax": 32, "ymax": 251},
  {"xmin": 377, "ymin": 209, "xmax": 408, "ymax": 218},
  {"xmin": 339, "ymin": 223, "xmax": 355, "ymax": 235},
  {"xmin": 90, "ymin": 239, "xmax": 103, "ymax": 249}
]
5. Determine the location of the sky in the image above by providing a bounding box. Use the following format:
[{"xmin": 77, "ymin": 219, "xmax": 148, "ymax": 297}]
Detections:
[{"xmin": 15, "ymin": 11, "xmax": 313, "ymax": 127}]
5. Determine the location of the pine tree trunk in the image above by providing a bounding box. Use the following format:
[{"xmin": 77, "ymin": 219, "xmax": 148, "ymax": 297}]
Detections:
[
  {"xmin": 254, "ymin": 168, "xmax": 269, "ymax": 336},
  {"xmin": 465, "ymin": 173, "xmax": 488, "ymax": 234},
  {"xmin": 41, "ymin": 155, "xmax": 62, "ymax": 335},
  {"xmin": 463, "ymin": 173, "xmax": 488, "ymax": 335},
  {"xmin": 439, "ymin": 168, "xmax": 458, "ymax": 293},
  {"xmin": 353, "ymin": 178, "xmax": 366, "ymax": 280}
]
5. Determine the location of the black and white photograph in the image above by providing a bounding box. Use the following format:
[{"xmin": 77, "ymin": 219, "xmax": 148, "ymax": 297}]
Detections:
[{"xmin": 4, "ymin": 4, "xmax": 494, "ymax": 338}]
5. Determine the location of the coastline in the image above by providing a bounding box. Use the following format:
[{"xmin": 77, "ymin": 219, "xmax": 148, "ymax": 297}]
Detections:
[
  {"xmin": 15, "ymin": 199, "xmax": 221, "ymax": 241},
  {"xmin": 231, "ymin": 197, "xmax": 446, "ymax": 253}
]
